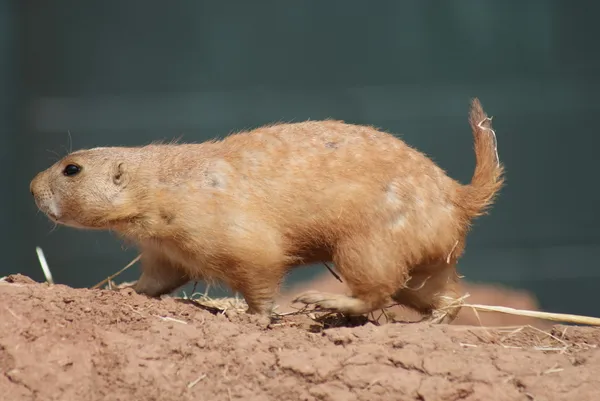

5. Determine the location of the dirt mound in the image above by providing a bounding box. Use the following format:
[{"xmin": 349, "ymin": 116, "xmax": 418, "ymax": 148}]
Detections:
[{"xmin": 1, "ymin": 275, "xmax": 599, "ymax": 401}]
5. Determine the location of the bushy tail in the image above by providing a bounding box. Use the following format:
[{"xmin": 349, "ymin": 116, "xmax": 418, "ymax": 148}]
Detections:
[{"xmin": 458, "ymin": 98, "xmax": 505, "ymax": 219}]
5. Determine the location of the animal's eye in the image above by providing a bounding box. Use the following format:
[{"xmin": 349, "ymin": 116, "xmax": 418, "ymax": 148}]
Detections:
[{"xmin": 63, "ymin": 164, "xmax": 81, "ymax": 176}]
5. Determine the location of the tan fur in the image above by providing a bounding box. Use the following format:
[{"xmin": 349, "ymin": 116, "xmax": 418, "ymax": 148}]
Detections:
[{"xmin": 30, "ymin": 98, "xmax": 504, "ymax": 323}]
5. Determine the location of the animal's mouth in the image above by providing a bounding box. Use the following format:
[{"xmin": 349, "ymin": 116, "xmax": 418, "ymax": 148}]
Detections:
[
  {"xmin": 35, "ymin": 201, "xmax": 90, "ymax": 229},
  {"xmin": 34, "ymin": 198, "xmax": 62, "ymax": 224},
  {"xmin": 42, "ymin": 210, "xmax": 84, "ymax": 229},
  {"xmin": 41, "ymin": 207, "xmax": 61, "ymax": 223}
]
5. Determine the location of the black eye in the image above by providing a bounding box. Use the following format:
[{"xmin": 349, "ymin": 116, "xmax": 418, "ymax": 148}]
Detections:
[{"xmin": 63, "ymin": 164, "xmax": 81, "ymax": 176}]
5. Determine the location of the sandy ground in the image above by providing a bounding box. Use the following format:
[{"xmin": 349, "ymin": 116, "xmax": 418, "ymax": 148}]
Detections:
[{"xmin": 1, "ymin": 273, "xmax": 599, "ymax": 401}]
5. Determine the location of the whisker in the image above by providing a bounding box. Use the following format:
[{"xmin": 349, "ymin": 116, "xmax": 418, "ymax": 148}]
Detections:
[
  {"xmin": 46, "ymin": 149, "xmax": 61, "ymax": 161},
  {"xmin": 67, "ymin": 130, "xmax": 73, "ymax": 154}
]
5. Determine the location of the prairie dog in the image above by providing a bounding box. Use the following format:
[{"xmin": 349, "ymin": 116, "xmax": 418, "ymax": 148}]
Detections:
[{"xmin": 30, "ymin": 98, "xmax": 503, "ymax": 323}]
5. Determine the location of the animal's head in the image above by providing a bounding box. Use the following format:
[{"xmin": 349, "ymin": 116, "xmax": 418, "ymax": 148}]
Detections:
[{"xmin": 30, "ymin": 147, "xmax": 137, "ymax": 229}]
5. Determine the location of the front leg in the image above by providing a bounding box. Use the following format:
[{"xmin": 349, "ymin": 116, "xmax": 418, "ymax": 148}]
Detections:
[
  {"xmin": 133, "ymin": 249, "xmax": 190, "ymax": 297},
  {"xmin": 226, "ymin": 262, "xmax": 288, "ymax": 316}
]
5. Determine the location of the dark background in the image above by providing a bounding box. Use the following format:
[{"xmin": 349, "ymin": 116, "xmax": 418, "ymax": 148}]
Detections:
[{"xmin": 2, "ymin": 1, "xmax": 599, "ymax": 315}]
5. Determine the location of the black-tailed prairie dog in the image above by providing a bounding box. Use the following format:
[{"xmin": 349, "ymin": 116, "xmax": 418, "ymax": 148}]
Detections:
[{"xmin": 30, "ymin": 98, "xmax": 503, "ymax": 324}]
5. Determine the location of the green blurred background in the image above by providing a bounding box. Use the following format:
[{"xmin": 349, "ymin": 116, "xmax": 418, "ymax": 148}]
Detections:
[{"xmin": 2, "ymin": 1, "xmax": 599, "ymax": 315}]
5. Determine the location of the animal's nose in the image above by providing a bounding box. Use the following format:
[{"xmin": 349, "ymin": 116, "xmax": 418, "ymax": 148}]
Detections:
[{"xmin": 29, "ymin": 179, "xmax": 37, "ymax": 197}]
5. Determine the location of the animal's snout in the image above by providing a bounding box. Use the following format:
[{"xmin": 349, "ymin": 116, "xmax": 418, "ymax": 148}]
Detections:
[
  {"xmin": 29, "ymin": 177, "xmax": 39, "ymax": 198},
  {"xmin": 30, "ymin": 173, "xmax": 44, "ymax": 198}
]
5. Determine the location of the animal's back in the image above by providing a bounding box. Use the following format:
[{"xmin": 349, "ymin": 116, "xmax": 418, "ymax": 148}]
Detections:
[{"xmin": 143, "ymin": 120, "xmax": 460, "ymax": 247}]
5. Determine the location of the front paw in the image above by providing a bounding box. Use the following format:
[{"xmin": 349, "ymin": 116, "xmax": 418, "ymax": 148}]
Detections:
[{"xmin": 115, "ymin": 280, "xmax": 138, "ymax": 290}]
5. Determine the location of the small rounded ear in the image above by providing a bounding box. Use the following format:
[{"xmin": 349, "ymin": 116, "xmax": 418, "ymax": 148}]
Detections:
[{"xmin": 113, "ymin": 162, "xmax": 128, "ymax": 186}]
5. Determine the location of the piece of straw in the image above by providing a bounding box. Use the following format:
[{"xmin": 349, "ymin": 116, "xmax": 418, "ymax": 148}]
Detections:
[
  {"xmin": 35, "ymin": 246, "xmax": 54, "ymax": 285},
  {"xmin": 90, "ymin": 254, "xmax": 142, "ymax": 290},
  {"xmin": 322, "ymin": 261, "xmax": 343, "ymax": 283},
  {"xmin": 187, "ymin": 374, "xmax": 207, "ymax": 389},
  {"xmin": 189, "ymin": 295, "xmax": 249, "ymax": 314},
  {"xmin": 463, "ymin": 303, "xmax": 600, "ymax": 326}
]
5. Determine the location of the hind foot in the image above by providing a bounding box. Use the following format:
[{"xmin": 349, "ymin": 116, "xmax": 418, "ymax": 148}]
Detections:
[
  {"xmin": 292, "ymin": 290, "xmax": 383, "ymax": 315},
  {"xmin": 420, "ymin": 306, "xmax": 459, "ymax": 324},
  {"xmin": 392, "ymin": 263, "xmax": 463, "ymax": 325}
]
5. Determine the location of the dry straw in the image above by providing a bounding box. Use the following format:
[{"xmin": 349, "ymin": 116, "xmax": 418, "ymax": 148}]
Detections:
[
  {"xmin": 35, "ymin": 246, "xmax": 54, "ymax": 285},
  {"xmin": 184, "ymin": 293, "xmax": 249, "ymax": 314},
  {"xmin": 462, "ymin": 303, "xmax": 600, "ymax": 326},
  {"xmin": 90, "ymin": 254, "xmax": 142, "ymax": 290}
]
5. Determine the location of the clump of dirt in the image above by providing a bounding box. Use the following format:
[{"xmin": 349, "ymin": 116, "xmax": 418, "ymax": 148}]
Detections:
[{"xmin": 1, "ymin": 275, "xmax": 599, "ymax": 401}]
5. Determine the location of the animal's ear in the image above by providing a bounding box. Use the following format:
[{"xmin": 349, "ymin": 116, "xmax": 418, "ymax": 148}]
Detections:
[{"xmin": 112, "ymin": 162, "xmax": 129, "ymax": 186}]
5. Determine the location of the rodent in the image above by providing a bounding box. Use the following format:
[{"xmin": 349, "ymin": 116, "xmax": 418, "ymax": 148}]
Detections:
[{"xmin": 30, "ymin": 98, "xmax": 503, "ymax": 324}]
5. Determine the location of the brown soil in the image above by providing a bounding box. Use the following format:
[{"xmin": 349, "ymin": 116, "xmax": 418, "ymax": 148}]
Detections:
[{"xmin": 2, "ymin": 274, "xmax": 599, "ymax": 401}]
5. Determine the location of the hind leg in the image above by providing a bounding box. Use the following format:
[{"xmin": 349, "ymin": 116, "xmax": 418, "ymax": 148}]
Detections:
[
  {"xmin": 392, "ymin": 261, "xmax": 463, "ymax": 324},
  {"xmin": 293, "ymin": 235, "xmax": 405, "ymax": 315}
]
